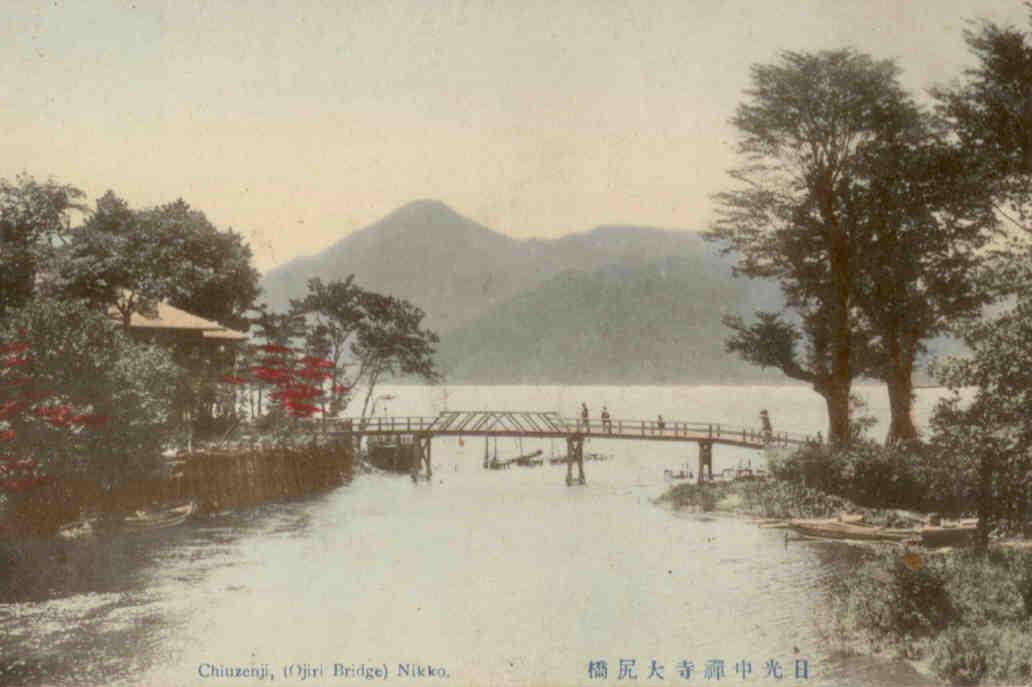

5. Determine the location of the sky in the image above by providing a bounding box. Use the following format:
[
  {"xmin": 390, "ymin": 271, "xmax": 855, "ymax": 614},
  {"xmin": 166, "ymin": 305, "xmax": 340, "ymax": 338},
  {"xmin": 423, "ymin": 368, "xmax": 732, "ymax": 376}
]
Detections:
[{"xmin": 2, "ymin": 0, "xmax": 1029, "ymax": 272}]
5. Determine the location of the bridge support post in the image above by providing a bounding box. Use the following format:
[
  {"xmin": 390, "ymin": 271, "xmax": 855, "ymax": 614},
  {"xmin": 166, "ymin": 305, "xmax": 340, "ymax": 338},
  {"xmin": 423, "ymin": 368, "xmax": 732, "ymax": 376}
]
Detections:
[
  {"xmin": 697, "ymin": 441, "xmax": 713, "ymax": 484},
  {"xmin": 425, "ymin": 436, "xmax": 432, "ymax": 479},
  {"xmin": 483, "ymin": 436, "xmax": 489, "ymax": 469},
  {"xmin": 565, "ymin": 436, "xmax": 585, "ymax": 486},
  {"xmin": 412, "ymin": 434, "xmax": 433, "ymax": 482}
]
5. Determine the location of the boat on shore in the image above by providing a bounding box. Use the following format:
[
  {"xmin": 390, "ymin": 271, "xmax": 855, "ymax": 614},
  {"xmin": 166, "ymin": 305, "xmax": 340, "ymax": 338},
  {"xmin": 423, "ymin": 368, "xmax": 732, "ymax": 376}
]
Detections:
[
  {"xmin": 920, "ymin": 522, "xmax": 978, "ymax": 547},
  {"xmin": 788, "ymin": 515, "xmax": 980, "ymax": 547},
  {"xmin": 56, "ymin": 517, "xmax": 97, "ymax": 540},
  {"xmin": 788, "ymin": 517, "xmax": 915, "ymax": 542},
  {"xmin": 123, "ymin": 501, "xmax": 196, "ymax": 533}
]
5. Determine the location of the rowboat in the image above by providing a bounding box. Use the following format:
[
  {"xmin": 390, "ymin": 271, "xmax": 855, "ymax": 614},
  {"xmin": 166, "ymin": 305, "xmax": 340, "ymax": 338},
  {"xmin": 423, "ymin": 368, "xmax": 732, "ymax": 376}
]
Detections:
[
  {"xmin": 123, "ymin": 501, "xmax": 196, "ymax": 533},
  {"xmin": 514, "ymin": 450, "xmax": 544, "ymax": 466},
  {"xmin": 56, "ymin": 517, "xmax": 97, "ymax": 540},
  {"xmin": 788, "ymin": 518, "xmax": 915, "ymax": 542},
  {"xmin": 920, "ymin": 523, "xmax": 977, "ymax": 547}
]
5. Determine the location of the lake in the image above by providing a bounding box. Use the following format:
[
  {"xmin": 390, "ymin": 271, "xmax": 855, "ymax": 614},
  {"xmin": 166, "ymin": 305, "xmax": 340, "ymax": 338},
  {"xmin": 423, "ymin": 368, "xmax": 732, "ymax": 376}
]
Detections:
[{"xmin": 0, "ymin": 384, "xmax": 948, "ymax": 686}]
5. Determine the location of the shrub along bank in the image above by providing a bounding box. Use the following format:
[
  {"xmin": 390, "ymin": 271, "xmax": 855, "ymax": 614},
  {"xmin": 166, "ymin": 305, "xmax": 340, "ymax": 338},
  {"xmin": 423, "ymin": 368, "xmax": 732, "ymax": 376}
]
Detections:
[{"xmin": 831, "ymin": 548, "xmax": 1032, "ymax": 685}]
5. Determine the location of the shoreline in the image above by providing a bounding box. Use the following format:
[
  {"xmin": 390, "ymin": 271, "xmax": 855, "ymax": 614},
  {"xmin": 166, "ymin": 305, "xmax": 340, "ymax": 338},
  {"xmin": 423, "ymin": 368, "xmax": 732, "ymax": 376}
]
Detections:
[{"xmin": 658, "ymin": 479, "xmax": 1032, "ymax": 686}]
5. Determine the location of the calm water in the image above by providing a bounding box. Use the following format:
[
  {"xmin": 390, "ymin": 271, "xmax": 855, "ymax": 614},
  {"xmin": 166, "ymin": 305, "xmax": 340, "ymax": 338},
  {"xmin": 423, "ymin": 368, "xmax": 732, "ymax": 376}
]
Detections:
[{"xmin": 0, "ymin": 385, "xmax": 946, "ymax": 687}]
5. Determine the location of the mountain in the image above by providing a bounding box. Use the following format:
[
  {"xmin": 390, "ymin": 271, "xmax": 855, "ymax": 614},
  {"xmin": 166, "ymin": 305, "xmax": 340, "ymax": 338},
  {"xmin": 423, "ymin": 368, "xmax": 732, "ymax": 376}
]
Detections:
[
  {"xmin": 259, "ymin": 200, "xmax": 722, "ymax": 332},
  {"xmin": 259, "ymin": 199, "xmax": 796, "ymax": 383},
  {"xmin": 435, "ymin": 255, "xmax": 787, "ymax": 384}
]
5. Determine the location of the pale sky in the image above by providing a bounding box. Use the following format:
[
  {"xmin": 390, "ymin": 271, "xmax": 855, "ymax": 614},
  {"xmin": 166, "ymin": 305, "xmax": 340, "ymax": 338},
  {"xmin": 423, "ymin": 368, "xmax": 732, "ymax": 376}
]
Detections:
[{"xmin": 2, "ymin": 0, "xmax": 1027, "ymax": 271}]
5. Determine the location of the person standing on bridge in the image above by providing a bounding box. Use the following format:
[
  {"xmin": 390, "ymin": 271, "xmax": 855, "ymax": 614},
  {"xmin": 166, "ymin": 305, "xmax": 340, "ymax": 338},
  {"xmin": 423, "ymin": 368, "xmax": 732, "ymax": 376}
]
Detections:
[
  {"xmin": 760, "ymin": 409, "xmax": 773, "ymax": 444},
  {"xmin": 601, "ymin": 406, "xmax": 612, "ymax": 433},
  {"xmin": 581, "ymin": 402, "xmax": 589, "ymax": 432}
]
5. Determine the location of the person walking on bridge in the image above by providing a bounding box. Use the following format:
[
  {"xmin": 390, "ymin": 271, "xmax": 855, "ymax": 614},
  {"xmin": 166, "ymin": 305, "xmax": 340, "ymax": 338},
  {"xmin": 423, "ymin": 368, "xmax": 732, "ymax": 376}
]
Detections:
[
  {"xmin": 760, "ymin": 409, "xmax": 773, "ymax": 444},
  {"xmin": 581, "ymin": 402, "xmax": 589, "ymax": 432},
  {"xmin": 601, "ymin": 406, "xmax": 612, "ymax": 433}
]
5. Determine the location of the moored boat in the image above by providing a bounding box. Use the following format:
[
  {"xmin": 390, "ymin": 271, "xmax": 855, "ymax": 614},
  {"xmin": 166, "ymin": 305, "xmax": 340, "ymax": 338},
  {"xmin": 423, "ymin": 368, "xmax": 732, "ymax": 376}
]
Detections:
[
  {"xmin": 514, "ymin": 449, "xmax": 544, "ymax": 466},
  {"xmin": 920, "ymin": 523, "xmax": 977, "ymax": 547},
  {"xmin": 56, "ymin": 517, "xmax": 96, "ymax": 540},
  {"xmin": 788, "ymin": 518, "xmax": 915, "ymax": 542},
  {"xmin": 123, "ymin": 501, "xmax": 196, "ymax": 533}
]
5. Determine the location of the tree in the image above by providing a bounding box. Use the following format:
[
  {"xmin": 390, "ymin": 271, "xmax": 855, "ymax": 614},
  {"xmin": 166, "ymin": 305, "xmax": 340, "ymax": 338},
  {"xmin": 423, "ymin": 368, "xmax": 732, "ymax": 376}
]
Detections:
[
  {"xmin": 709, "ymin": 50, "xmax": 916, "ymax": 444},
  {"xmin": 934, "ymin": 14, "xmax": 1032, "ymax": 231},
  {"xmin": 0, "ymin": 175, "xmax": 85, "ymax": 314},
  {"xmin": 244, "ymin": 303, "xmax": 308, "ymax": 418},
  {"xmin": 58, "ymin": 191, "xmax": 177, "ymax": 328},
  {"xmin": 0, "ymin": 300, "xmax": 182, "ymax": 490},
  {"xmin": 290, "ymin": 277, "xmax": 364, "ymax": 415},
  {"xmin": 930, "ymin": 266, "xmax": 1032, "ymax": 548},
  {"xmin": 146, "ymin": 200, "xmax": 261, "ymax": 330},
  {"xmin": 59, "ymin": 195, "xmax": 261, "ymax": 330},
  {"xmin": 849, "ymin": 122, "xmax": 998, "ymax": 443},
  {"xmin": 352, "ymin": 291, "xmax": 440, "ymax": 419}
]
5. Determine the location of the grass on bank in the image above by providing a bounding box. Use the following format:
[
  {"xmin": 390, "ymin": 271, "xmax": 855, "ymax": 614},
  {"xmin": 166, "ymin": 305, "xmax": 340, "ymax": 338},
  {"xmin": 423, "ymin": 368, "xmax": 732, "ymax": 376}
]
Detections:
[
  {"xmin": 658, "ymin": 479, "xmax": 1032, "ymax": 685},
  {"xmin": 832, "ymin": 548, "xmax": 1032, "ymax": 685},
  {"xmin": 656, "ymin": 478, "xmax": 922, "ymax": 527}
]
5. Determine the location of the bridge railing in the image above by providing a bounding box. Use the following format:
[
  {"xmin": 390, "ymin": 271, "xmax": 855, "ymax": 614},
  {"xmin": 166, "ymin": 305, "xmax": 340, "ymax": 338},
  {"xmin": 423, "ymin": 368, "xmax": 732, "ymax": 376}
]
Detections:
[
  {"xmin": 559, "ymin": 418, "xmax": 810, "ymax": 446},
  {"xmin": 325, "ymin": 416, "xmax": 439, "ymax": 434},
  {"xmin": 324, "ymin": 414, "xmax": 812, "ymax": 446}
]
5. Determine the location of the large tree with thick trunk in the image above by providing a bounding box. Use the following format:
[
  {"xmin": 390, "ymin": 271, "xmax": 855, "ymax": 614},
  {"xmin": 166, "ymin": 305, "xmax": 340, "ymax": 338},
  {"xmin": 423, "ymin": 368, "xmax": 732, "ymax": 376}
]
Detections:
[
  {"xmin": 710, "ymin": 50, "xmax": 912, "ymax": 444},
  {"xmin": 711, "ymin": 49, "xmax": 995, "ymax": 444},
  {"xmin": 850, "ymin": 126, "xmax": 997, "ymax": 444}
]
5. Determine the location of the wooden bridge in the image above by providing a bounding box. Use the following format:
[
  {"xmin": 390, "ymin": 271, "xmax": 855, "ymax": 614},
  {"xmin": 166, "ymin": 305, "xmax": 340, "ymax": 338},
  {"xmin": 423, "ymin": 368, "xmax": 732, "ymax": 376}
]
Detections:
[{"xmin": 328, "ymin": 411, "xmax": 811, "ymax": 486}]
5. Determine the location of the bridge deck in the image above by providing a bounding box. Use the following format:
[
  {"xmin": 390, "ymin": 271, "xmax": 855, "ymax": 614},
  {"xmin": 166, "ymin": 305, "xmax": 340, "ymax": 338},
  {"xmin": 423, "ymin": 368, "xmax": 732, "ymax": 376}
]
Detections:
[{"xmin": 325, "ymin": 411, "xmax": 809, "ymax": 449}]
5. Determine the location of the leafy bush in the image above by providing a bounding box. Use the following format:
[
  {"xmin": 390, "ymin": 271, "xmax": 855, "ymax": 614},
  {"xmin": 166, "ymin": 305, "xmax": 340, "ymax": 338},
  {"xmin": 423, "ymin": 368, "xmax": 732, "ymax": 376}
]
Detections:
[
  {"xmin": 939, "ymin": 550, "xmax": 1031, "ymax": 626},
  {"xmin": 770, "ymin": 442, "xmax": 929, "ymax": 511},
  {"xmin": 833, "ymin": 549, "xmax": 1032, "ymax": 683},
  {"xmin": 832, "ymin": 552, "xmax": 954, "ymax": 647},
  {"xmin": 0, "ymin": 300, "xmax": 182, "ymax": 489},
  {"xmin": 930, "ymin": 624, "xmax": 1032, "ymax": 685}
]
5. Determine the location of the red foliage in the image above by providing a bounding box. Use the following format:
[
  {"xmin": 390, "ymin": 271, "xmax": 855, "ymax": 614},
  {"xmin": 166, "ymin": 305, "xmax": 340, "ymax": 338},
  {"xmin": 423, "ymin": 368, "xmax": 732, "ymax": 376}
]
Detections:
[
  {"xmin": 0, "ymin": 430, "xmax": 14, "ymax": 442},
  {"xmin": 1, "ymin": 357, "xmax": 29, "ymax": 368},
  {"xmin": 251, "ymin": 367, "xmax": 290, "ymax": 384},
  {"xmin": 269, "ymin": 384, "xmax": 322, "ymax": 402},
  {"xmin": 219, "ymin": 375, "xmax": 249, "ymax": 385},
  {"xmin": 0, "ymin": 342, "xmax": 30, "ymax": 354},
  {"xmin": 332, "ymin": 384, "xmax": 350, "ymax": 394},
  {"xmin": 0, "ymin": 401, "xmax": 25, "ymax": 419},
  {"xmin": 282, "ymin": 400, "xmax": 322, "ymax": 416},
  {"xmin": 32, "ymin": 405, "xmax": 72, "ymax": 427},
  {"xmin": 34, "ymin": 405, "xmax": 71, "ymax": 419},
  {"xmin": 300, "ymin": 356, "xmax": 334, "ymax": 369},
  {"xmin": 259, "ymin": 344, "xmax": 292, "ymax": 353}
]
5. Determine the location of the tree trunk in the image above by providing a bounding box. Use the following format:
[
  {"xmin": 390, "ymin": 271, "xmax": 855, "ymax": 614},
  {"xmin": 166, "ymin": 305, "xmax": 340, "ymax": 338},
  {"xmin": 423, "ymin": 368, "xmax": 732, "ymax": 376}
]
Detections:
[
  {"xmin": 821, "ymin": 179, "xmax": 853, "ymax": 447},
  {"xmin": 824, "ymin": 381, "xmax": 852, "ymax": 447},
  {"xmin": 885, "ymin": 360, "xmax": 919, "ymax": 444}
]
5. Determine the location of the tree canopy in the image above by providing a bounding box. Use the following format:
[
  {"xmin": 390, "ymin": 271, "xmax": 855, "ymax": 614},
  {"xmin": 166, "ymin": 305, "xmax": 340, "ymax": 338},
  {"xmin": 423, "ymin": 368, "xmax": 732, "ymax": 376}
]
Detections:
[
  {"xmin": 711, "ymin": 49, "xmax": 998, "ymax": 444},
  {"xmin": 0, "ymin": 300, "xmax": 182, "ymax": 490},
  {"xmin": 709, "ymin": 50, "xmax": 915, "ymax": 444},
  {"xmin": 59, "ymin": 194, "xmax": 261, "ymax": 330},
  {"xmin": 0, "ymin": 175, "xmax": 85, "ymax": 314}
]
